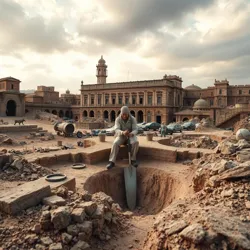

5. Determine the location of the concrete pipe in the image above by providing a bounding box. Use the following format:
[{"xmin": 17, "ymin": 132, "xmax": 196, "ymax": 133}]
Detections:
[{"xmin": 54, "ymin": 122, "xmax": 75, "ymax": 135}]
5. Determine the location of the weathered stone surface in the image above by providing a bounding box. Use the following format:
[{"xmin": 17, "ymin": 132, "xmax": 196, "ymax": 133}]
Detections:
[
  {"xmin": 49, "ymin": 243, "xmax": 63, "ymax": 250},
  {"xmin": 180, "ymin": 223, "xmax": 206, "ymax": 244},
  {"xmin": 77, "ymin": 221, "xmax": 93, "ymax": 241},
  {"xmin": 218, "ymin": 161, "xmax": 250, "ymax": 180},
  {"xmin": 78, "ymin": 201, "xmax": 97, "ymax": 216},
  {"xmin": 40, "ymin": 237, "xmax": 53, "ymax": 246},
  {"xmin": 35, "ymin": 244, "xmax": 46, "ymax": 250},
  {"xmin": 67, "ymin": 224, "xmax": 79, "ymax": 236},
  {"xmin": 219, "ymin": 141, "xmax": 236, "ymax": 155},
  {"xmin": 51, "ymin": 206, "xmax": 71, "ymax": 230},
  {"xmin": 236, "ymin": 151, "xmax": 250, "ymax": 162},
  {"xmin": 61, "ymin": 232, "xmax": 72, "ymax": 244},
  {"xmin": 70, "ymin": 241, "xmax": 90, "ymax": 250},
  {"xmin": 43, "ymin": 195, "xmax": 66, "ymax": 206},
  {"xmin": 71, "ymin": 208, "xmax": 85, "ymax": 223},
  {"xmin": 221, "ymin": 189, "xmax": 234, "ymax": 197},
  {"xmin": 0, "ymin": 183, "xmax": 51, "ymax": 214},
  {"xmin": 245, "ymin": 201, "xmax": 250, "ymax": 209},
  {"xmin": 165, "ymin": 220, "xmax": 188, "ymax": 236}
]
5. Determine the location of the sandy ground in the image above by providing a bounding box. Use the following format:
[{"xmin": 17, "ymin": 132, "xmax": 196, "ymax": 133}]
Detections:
[{"xmin": 0, "ymin": 117, "xmax": 231, "ymax": 250}]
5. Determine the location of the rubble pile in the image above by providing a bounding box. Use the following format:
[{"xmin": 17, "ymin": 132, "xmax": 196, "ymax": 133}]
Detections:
[
  {"xmin": 35, "ymin": 111, "xmax": 60, "ymax": 123},
  {"xmin": 0, "ymin": 134, "xmax": 20, "ymax": 146},
  {"xmin": 26, "ymin": 132, "xmax": 55, "ymax": 141},
  {"xmin": 0, "ymin": 157, "xmax": 53, "ymax": 181},
  {"xmin": 144, "ymin": 138, "xmax": 250, "ymax": 250},
  {"xmin": 234, "ymin": 117, "xmax": 250, "ymax": 133},
  {"xmin": 170, "ymin": 136, "xmax": 218, "ymax": 149},
  {"xmin": 0, "ymin": 191, "xmax": 128, "ymax": 250},
  {"xmin": 195, "ymin": 118, "xmax": 215, "ymax": 132}
]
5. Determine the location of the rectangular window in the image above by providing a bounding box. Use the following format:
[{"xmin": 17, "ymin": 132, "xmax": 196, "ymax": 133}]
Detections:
[
  {"xmin": 105, "ymin": 96, "xmax": 109, "ymax": 105},
  {"xmin": 91, "ymin": 95, "xmax": 94, "ymax": 105},
  {"xmin": 148, "ymin": 95, "xmax": 152, "ymax": 105},
  {"xmin": 219, "ymin": 89, "xmax": 222, "ymax": 95},
  {"xmin": 98, "ymin": 95, "xmax": 101, "ymax": 105},
  {"xmin": 125, "ymin": 96, "xmax": 129, "ymax": 105},
  {"xmin": 112, "ymin": 96, "xmax": 116, "ymax": 105},
  {"xmin": 249, "ymin": 90, "xmax": 250, "ymax": 94},
  {"xmin": 139, "ymin": 96, "xmax": 143, "ymax": 104},
  {"xmin": 118, "ymin": 96, "xmax": 122, "ymax": 105},
  {"xmin": 210, "ymin": 100, "xmax": 213, "ymax": 106},
  {"xmin": 132, "ymin": 96, "xmax": 136, "ymax": 105},
  {"xmin": 84, "ymin": 96, "xmax": 88, "ymax": 105},
  {"xmin": 239, "ymin": 90, "xmax": 242, "ymax": 95},
  {"xmin": 157, "ymin": 95, "xmax": 162, "ymax": 105}
]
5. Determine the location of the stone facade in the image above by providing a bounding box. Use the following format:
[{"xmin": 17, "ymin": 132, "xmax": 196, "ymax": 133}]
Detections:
[
  {"xmin": 0, "ymin": 77, "xmax": 25, "ymax": 117},
  {"xmin": 3, "ymin": 57, "xmax": 250, "ymax": 126}
]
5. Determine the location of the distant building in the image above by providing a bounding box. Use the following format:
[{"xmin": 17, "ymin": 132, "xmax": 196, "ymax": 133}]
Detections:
[
  {"xmin": 2, "ymin": 56, "xmax": 250, "ymax": 127},
  {"xmin": 0, "ymin": 77, "xmax": 25, "ymax": 117}
]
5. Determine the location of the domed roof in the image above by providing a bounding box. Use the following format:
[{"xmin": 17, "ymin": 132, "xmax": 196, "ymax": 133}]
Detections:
[
  {"xmin": 66, "ymin": 89, "xmax": 70, "ymax": 94},
  {"xmin": 98, "ymin": 55, "xmax": 106, "ymax": 64},
  {"xmin": 185, "ymin": 84, "xmax": 202, "ymax": 90},
  {"xmin": 193, "ymin": 98, "xmax": 210, "ymax": 109}
]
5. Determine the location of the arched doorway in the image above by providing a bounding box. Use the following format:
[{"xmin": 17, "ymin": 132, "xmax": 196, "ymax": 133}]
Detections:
[
  {"xmin": 6, "ymin": 100, "xmax": 16, "ymax": 116},
  {"xmin": 25, "ymin": 109, "xmax": 29, "ymax": 114},
  {"xmin": 110, "ymin": 110, "xmax": 116, "ymax": 122},
  {"xmin": 156, "ymin": 111, "xmax": 161, "ymax": 124},
  {"xmin": 130, "ymin": 110, "xmax": 135, "ymax": 117},
  {"xmin": 183, "ymin": 117, "xmax": 189, "ymax": 122},
  {"xmin": 59, "ymin": 110, "xmax": 64, "ymax": 118},
  {"xmin": 52, "ymin": 110, "xmax": 57, "ymax": 115},
  {"xmin": 83, "ymin": 110, "xmax": 88, "ymax": 118},
  {"xmin": 138, "ymin": 110, "xmax": 143, "ymax": 123},
  {"xmin": 89, "ymin": 110, "xmax": 94, "ymax": 117},
  {"xmin": 104, "ymin": 110, "xmax": 109, "ymax": 120},
  {"xmin": 45, "ymin": 109, "xmax": 50, "ymax": 113},
  {"xmin": 75, "ymin": 116, "xmax": 78, "ymax": 121},
  {"xmin": 65, "ymin": 110, "xmax": 70, "ymax": 118}
]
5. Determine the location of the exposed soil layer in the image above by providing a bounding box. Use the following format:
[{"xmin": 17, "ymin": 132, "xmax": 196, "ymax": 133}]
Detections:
[{"xmin": 84, "ymin": 167, "xmax": 189, "ymax": 215}]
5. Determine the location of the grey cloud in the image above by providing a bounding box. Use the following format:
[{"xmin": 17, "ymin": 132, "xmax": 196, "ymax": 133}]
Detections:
[
  {"xmin": 78, "ymin": 0, "xmax": 215, "ymax": 47},
  {"xmin": 0, "ymin": 0, "xmax": 71, "ymax": 53}
]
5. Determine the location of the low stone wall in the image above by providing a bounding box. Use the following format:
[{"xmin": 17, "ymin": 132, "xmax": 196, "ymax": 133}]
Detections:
[{"xmin": 0, "ymin": 125, "xmax": 38, "ymax": 133}]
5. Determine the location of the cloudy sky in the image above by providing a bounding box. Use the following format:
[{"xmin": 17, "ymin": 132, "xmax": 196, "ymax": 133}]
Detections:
[{"xmin": 0, "ymin": 0, "xmax": 250, "ymax": 94}]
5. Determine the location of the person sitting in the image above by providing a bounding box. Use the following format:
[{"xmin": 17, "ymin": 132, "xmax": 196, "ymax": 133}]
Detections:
[{"xmin": 106, "ymin": 106, "xmax": 139, "ymax": 170}]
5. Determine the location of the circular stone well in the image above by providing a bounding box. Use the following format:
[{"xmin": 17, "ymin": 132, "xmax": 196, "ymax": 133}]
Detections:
[{"xmin": 84, "ymin": 167, "xmax": 183, "ymax": 215}]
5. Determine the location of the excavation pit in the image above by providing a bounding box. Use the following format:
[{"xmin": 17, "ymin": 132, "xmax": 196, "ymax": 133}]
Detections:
[{"xmin": 84, "ymin": 167, "xmax": 189, "ymax": 215}]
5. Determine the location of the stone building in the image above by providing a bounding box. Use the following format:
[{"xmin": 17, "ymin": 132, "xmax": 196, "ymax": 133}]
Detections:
[
  {"xmin": 79, "ymin": 56, "xmax": 184, "ymax": 124},
  {"xmin": 0, "ymin": 77, "xmax": 25, "ymax": 117}
]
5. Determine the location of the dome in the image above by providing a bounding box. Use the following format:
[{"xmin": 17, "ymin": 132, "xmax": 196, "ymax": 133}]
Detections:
[
  {"xmin": 185, "ymin": 84, "xmax": 202, "ymax": 90},
  {"xmin": 98, "ymin": 55, "xmax": 106, "ymax": 64},
  {"xmin": 193, "ymin": 98, "xmax": 210, "ymax": 109},
  {"xmin": 66, "ymin": 89, "xmax": 70, "ymax": 94},
  {"xmin": 236, "ymin": 129, "xmax": 250, "ymax": 141}
]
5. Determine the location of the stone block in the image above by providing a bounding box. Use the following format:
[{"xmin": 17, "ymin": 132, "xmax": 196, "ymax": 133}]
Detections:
[
  {"xmin": 0, "ymin": 183, "xmax": 51, "ymax": 214},
  {"xmin": 43, "ymin": 195, "xmax": 66, "ymax": 206}
]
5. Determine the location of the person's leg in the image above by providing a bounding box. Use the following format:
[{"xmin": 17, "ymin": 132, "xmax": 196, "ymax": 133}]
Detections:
[
  {"xmin": 107, "ymin": 135, "xmax": 126, "ymax": 169},
  {"xmin": 129, "ymin": 136, "xmax": 139, "ymax": 167}
]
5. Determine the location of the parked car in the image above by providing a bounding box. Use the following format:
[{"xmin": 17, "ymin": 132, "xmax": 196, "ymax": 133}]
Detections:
[
  {"xmin": 65, "ymin": 119, "xmax": 75, "ymax": 124},
  {"xmin": 137, "ymin": 122, "xmax": 147, "ymax": 127},
  {"xmin": 144, "ymin": 122, "xmax": 161, "ymax": 131},
  {"xmin": 102, "ymin": 126, "xmax": 116, "ymax": 136},
  {"xmin": 167, "ymin": 123, "xmax": 182, "ymax": 133},
  {"xmin": 182, "ymin": 122, "xmax": 195, "ymax": 131},
  {"xmin": 91, "ymin": 129, "xmax": 100, "ymax": 136}
]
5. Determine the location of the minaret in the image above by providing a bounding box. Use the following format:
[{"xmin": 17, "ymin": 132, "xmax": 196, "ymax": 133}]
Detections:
[{"xmin": 96, "ymin": 55, "xmax": 108, "ymax": 84}]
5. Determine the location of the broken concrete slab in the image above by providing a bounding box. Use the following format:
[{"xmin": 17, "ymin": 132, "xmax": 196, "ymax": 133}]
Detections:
[
  {"xmin": 0, "ymin": 183, "xmax": 51, "ymax": 214},
  {"xmin": 43, "ymin": 195, "xmax": 66, "ymax": 206},
  {"xmin": 0, "ymin": 176, "xmax": 76, "ymax": 214}
]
